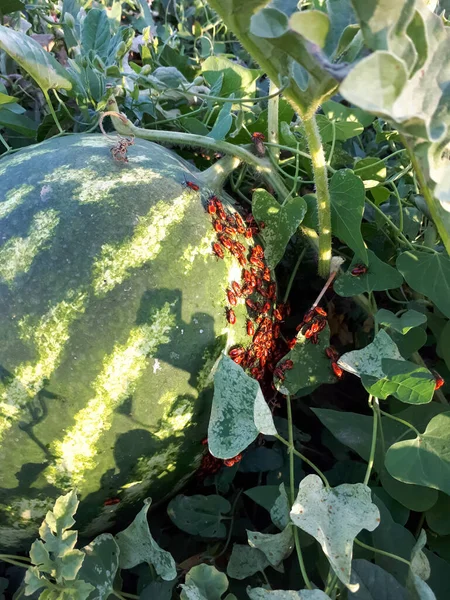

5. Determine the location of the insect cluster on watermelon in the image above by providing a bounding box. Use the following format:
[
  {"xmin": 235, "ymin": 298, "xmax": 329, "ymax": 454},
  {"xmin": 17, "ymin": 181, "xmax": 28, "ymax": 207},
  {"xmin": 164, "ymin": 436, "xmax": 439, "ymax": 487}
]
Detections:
[{"xmin": 0, "ymin": 134, "xmax": 261, "ymax": 550}]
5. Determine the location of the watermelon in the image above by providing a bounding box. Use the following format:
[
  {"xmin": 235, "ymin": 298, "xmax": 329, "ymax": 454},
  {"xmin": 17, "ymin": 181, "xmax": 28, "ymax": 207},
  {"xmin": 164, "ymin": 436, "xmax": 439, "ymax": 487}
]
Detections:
[{"xmin": 0, "ymin": 134, "xmax": 250, "ymax": 550}]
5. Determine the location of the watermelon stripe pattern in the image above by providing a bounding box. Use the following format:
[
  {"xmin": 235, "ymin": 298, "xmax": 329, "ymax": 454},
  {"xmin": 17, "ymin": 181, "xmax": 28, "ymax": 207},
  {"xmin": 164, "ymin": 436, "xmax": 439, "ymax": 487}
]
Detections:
[{"xmin": 0, "ymin": 135, "xmax": 247, "ymax": 550}]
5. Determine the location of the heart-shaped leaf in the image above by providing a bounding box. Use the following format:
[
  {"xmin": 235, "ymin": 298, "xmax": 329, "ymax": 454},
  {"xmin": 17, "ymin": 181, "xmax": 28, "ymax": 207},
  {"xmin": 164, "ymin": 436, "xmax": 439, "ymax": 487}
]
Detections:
[
  {"xmin": 274, "ymin": 324, "xmax": 335, "ymax": 395},
  {"xmin": 252, "ymin": 189, "xmax": 307, "ymax": 268},
  {"xmin": 425, "ymin": 492, "xmax": 450, "ymax": 536},
  {"xmin": 375, "ymin": 309, "xmax": 427, "ymax": 334},
  {"xmin": 289, "ymin": 10, "xmax": 330, "ymax": 49},
  {"xmin": 330, "ymin": 169, "xmax": 367, "ymax": 263},
  {"xmin": 290, "ymin": 475, "xmax": 380, "ymax": 590},
  {"xmin": 338, "ymin": 330, "xmax": 403, "ymax": 379},
  {"xmin": 0, "ymin": 25, "xmax": 72, "ymax": 93},
  {"xmin": 388, "ymin": 328, "xmax": 427, "ymax": 360},
  {"xmin": 167, "ymin": 494, "xmax": 231, "ymax": 538},
  {"xmin": 385, "ymin": 411, "xmax": 450, "ymax": 496},
  {"xmin": 78, "ymin": 534, "xmax": 120, "ymax": 600},
  {"xmin": 247, "ymin": 525, "xmax": 294, "ymax": 567},
  {"xmin": 335, "ymin": 250, "xmax": 403, "ymax": 296},
  {"xmin": 81, "ymin": 8, "xmax": 111, "ymax": 59},
  {"xmin": 208, "ymin": 355, "xmax": 277, "ymax": 460},
  {"xmin": 115, "ymin": 498, "xmax": 176, "ymax": 581},
  {"xmin": 350, "ymin": 559, "xmax": 408, "ymax": 600},
  {"xmin": 226, "ymin": 544, "xmax": 272, "ymax": 580},
  {"xmin": 180, "ymin": 564, "xmax": 229, "ymax": 600},
  {"xmin": 396, "ymin": 251, "xmax": 450, "ymax": 319},
  {"xmin": 362, "ymin": 358, "xmax": 435, "ymax": 405}
]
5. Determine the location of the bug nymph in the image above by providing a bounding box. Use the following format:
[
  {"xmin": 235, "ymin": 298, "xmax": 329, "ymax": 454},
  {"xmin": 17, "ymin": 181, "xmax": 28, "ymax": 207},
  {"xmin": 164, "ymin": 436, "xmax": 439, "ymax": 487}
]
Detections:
[
  {"xmin": 184, "ymin": 179, "xmax": 200, "ymax": 191},
  {"xmin": 252, "ymin": 132, "xmax": 266, "ymax": 156},
  {"xmin": 351, "ymin": 264, "xmax": 368, "ymax": 276}
]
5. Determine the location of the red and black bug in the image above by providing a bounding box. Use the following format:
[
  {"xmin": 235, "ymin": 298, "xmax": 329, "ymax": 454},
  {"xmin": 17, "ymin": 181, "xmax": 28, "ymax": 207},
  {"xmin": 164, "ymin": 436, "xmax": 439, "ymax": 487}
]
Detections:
[
  {"xmin": 213, "ymin": 220, "xmax": 223, "ymax": 233},
  {"xmin": 224, "ymin": 453, "xmax": 242, "ymax": 467},
  {"xmin": 219, "ymin": 235, "xmax": 233, "ymax": 250},
  {"xmin": 325, "ymin": 346, "xmax": 339, "ymax": 361},
  {"xmin": 249, "ymin": 256, "xmax": 265, "ymax": 270},
  {"xmin": 434, "ymin": 374, "xmax": 445, "ymax": 390},
  {"xmin": 246, "ymin": 299, "xmax": 258, "ymax": 311},
  {"xmin": 184, "ymin": 180, "xmax": 200, "ymax": 191},
  {"xmin": 273, "ymin": 308, "xmax": 284, "ymax": 322},
  {"xmin": 226, "ymin": 308, "xmax": 236, "ymax": 325},
  {"xmin": 252, "ymin": 132, "xmax": 266, "ymax": 156},
  {"xmin": 252, "ymin": 245, "xmax": 264, "ymax": 258},
  {"xmin": 104, "ymin": 498, "xmax": 120, "ymax": 506},
  {"xmin": 263, "ymin": 267, "xmax": 271, "ymax": 282},
  {"xmin": 247, "ymin": 320, "xmax": 255, "ymax": 336},
  {"xmin": 213, "ymin": 243, "xmax": 224, "ymax": 259},
  {"xmin": 227, "ymin": 289, "xmax": 237, "ymax": 306},
  {"xmin": 229, "ymin": 346, "xmax": 245, "ymax": 364},
  {"xmin": 331, "ymin": 362, "xmax": 343, "ymax": 379},
  {"xmin": 261, "ymin": 302, "xmax": 271, "ymax": 314},
  {"xmin": 231, "ymin": 281, "xmax": 242, "ymax": 297},
  {"xmin": 207, "ymin": 199, "xmax": 217, "ymax": 214},
  {"xmin": 281, "ymin": 359, "xmax": 294, "ymax": 371},
  {"xmin": 314, "ymin": 306, "xmax": 327, "ymax": 317},
  {"xmin": 351, "ymin": 264, "xmax": 368, "ymax": 276}
]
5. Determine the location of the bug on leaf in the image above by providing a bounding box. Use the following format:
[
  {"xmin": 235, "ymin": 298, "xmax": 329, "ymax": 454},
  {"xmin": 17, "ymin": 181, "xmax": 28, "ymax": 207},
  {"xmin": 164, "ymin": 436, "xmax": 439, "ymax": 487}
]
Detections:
[
  {"xmin": 434, "ymin": 374, "xmax": 445, "ymax": 390},
  {"xmin": 303, "ymin": 309, "xmax": 315, "ymax": 324},
  {"xmin": 314, "ymin": 306, "xmax": 327, "ymax": 317},
  {"xmin": 252, "ymin": 245, "xmax": 264, "ymax": 258},
  {"xmin": 104, "ymin": 498, "xmax": 120, "ymax": 506},
  {"xmin": 224, "ymin": 453, "xmax": 242, "ymax": 467},
  {"xmin": 246, "ymin": 299, "xmax": 258, "ymax": 311},
  {"xmin": 213, "ymin": 220, "xmax": 223, "ymax": 233},
  {"xmin": 207, "ymin": 199, "xmax": 217, "ymax": 215},
  {"xmin": 310, "ymin": 333, "xmax": 319, "ymax": 344},
  {"xmin": 184, "ymin": 180, "xmax": 200, "ymax": 191},
  {"xmin": 261, "ymin": 301, "xmax": 271, "ymax": 314},
  {"xmin": 231, "ymin": 281, "xmax": 242, "ymax": 297},
  {"xmin": 250, "ymin": 256, "xmax": 265, "ymax": 270},
  {"xmin": 229, "ymin": 346, "xmax": 245, "ymax": 364},
  {"xmin": 263, "ymin": 267, "xmax": 271, "ymax": 282},
  {"xmin": 214, "ymin": 197, "xmax": 224, "ymax": 211},
  {"xmin": 226, "ymin": 308, "xmax": 236, "ymax": 325},
  {"xmin": 351, "ymin": 264, "xmax": 368, "ymax": 276},
  {"xmin": 325, "ymin": 346, "xmax": 339, "ymax": 361},
  {"xmin": 212, "ymin": 243, "xmax": 224, "ymax": 259},
  {"xmin": 227, "ymin": 289, "xmax": 237, "ymax": 306},
  {"xmin": 281, "ymin": 359, "xmax": 294, "ymax": 371},
  {"xmin": 252, "ymin": 132, "xmax": 266, "ymax": 156},
  {"xmin": 273, "ymin": 308, "xmax": 284, "ymax": 322},
  {"xmin": 331, "ymin": 362, "xmax": 343, "ymax": 379},
  {"xmin": 247, "ymin": 320, "xmax": 255, "ymax": 336},
  {"xmin": 219, "ymin": 235, "xmax": 232, "ymax": 250}
]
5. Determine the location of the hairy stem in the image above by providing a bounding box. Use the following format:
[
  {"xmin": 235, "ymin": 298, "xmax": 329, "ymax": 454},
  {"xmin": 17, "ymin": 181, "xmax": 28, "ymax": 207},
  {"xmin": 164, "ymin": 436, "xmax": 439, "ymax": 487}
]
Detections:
[
  {"xmin": 302, "ymin": 115, "xmax": 332, "ymax": 277},
  {"xmin": 400, "ymin": 135, "xmax": 450, "ymax": 255},
  {"xmin": 268, "ymin": 79, "xmax": 280, "ymax": 163}
]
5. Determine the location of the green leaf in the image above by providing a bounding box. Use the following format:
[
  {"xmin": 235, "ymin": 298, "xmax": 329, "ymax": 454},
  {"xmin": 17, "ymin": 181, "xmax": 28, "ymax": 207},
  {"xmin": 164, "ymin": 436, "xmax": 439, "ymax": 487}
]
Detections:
[
  {"xmin": 317, "ymin": 114, "xmax": 363, "ymax": 143},
  {"xmin": 338, "ymin": 330, "xmax": 403, "ymax": 379},
  {"xmin": 270, "ymin": 484, "xmax": 291, "ymax": 531},
  {"xmin": 385, "ymin": 412, "xmax": 450, "ymax": 496},
  {"xmin": 239, "ymin": 447, "xmax": 283, "ymax": 473},
  {"xmin": 180, "ymin": 564, "xmax": 229, "ymax": 600},
  {"xmin": 208, "ymin": 101, "xmax": 233, "ymax": 140},
  {"xmin": 0, "ymin": 26, "xmax": 72, "ymax": 93},
  {"xmin": 167, "ymin": 494, "xmax": 231, "ymax": 538},
  {"xmin": 78, "ymin": 534, "xmax": 120, "ymax": 600},
  {"xmin": 290, "ymin": 475, "xmax": 380, "ymax": 590},
  {"xmin": 24, "ymin": 567, "xmax": 49, "ymax": 596},
  {"xmin": 252, "ymin": 189, "xmax": 307, "ymax": 269},
  {"xmin": 81, "ymin": 8, "xmax": 111, "ymax": 59},
  {"xmin": 29, "ymin": 540, "xmax": 53, "ymax": 573},
  {"xmin": 354, "ymin": 157, "xmax": 387, "ymax": 188},
  {"xmin": 313, "ymin": 406, "xmax": 439, "ymax": 511},
  {"xmin": 375, "ymin": 309, "xmax": 427, "ymax": 334},
  {"xmin": 410, "ymin": 530, "xmax": 431, "ymax": 582},
  {"xmin": 371, "ymin": 487, "xmax": 409, "ymax": 526},
  {"xmin": 335, "ymin": 250, "xmax": 403, "ymax": 296},
  {"xmin": 350, "ymin": 559, "xmax": 408, "ymax": 600},
  {"xmin": 57, "ymin": 548, "xmax": 86, "ymax": 580},
  {"xmin": 330, "ymin": 169, "xmax": 367, "ymax": 263},
  {"xmin": 426, "ymin": 492, "xmax": 450, "ymax": 536},
  {"xmin": 247, "ymin": 588, "xmax": 331, "ymax": 599},
  {"xmin": 115, "ymin": 498, "xmax": 176, "ymax": 581},
  {"xmin": 226, "ymin": 544, "xmax": 272, "ymax": 580},
  {"xmin": 0, "ymin": 107, "xmax": 37, "ymax": 137},
  {"xmin": 45, "ymin": 489, "xmax": 79, "ymax": 537},
  {"xmin": 0, "ymin": 0, "xmax": 25, "ymax": 15},
  {"xmin": 0, "ymin": 92, "xmax": 17, "ymax": 105},
  {"xmin": 388, "ymin": 327, "xmax": 427, "ymax": 360},
  {"xmin": 322, "ymin": 100, "xmax": 374, "ymax": 128},
  {"xmin": 208, "ymin": 355, "xmax": 277, "ymax": 460},
  {"xmin": 340, "ymin": 51, "xmax": 407, "ymax": 115},
  {"xmin": 289, "ymin": 10, "xmax": 330, "ymax": 48},
  {"xmin": 396, "ymin": 251, "xmax": 450, "ymax": 319},
  {"xmin": 247, "ymin": 525, "xmax": 294, "ymax": 567},
  {"xmin": 0, "ymin": 577, "xmax": 8, "ymax": 600},
  {"xmin": 245, "ymin": 486, "xmax": 281, "ymax": 513},
  {"xmin": 202, "ymin": 56, "xmax": 260, "ymax": 99},
  {"xmin": 274, "ymin": 323, "xmax": 334, "ymax": 395},
  {"xmin": 361, "ymin": 358, "xmax": 435, "ymax": 405}
]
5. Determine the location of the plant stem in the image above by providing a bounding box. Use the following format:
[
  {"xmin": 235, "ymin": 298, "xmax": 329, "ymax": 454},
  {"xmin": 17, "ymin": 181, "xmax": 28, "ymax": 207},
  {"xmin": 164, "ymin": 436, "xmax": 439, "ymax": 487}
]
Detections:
[
  {"xmin": 43, "ymin": 90, "xmax": 63, "ymax": 134},
  {"xmin": 283, "ymin": 247, "xmax": 307, "ymax": 303},
  {"xmin": 379, "ymin": 409, "xmax": 421, "ymax": 436},
  {"xmin": 0, "ymin": 555, "xmax": 31, "ymax": 568},
  {"xmin": 268, "ymin": 79, "xmax": 280, "ymax": 163},
  {"xmin": 116, "ymin": 592, "xmax": 140, "ymax": 599},
  {"xmin": 354, "ymin": 539, "xmax": 411, "ymax": 566},
  {"xmin": 200, "ymin": 154, "xmax": 241, "ymax": 191},
  {"xmin": 302, "ymin": 115, "xmax": 332, "ymax": 278},
  {"xmin": 286, "ymin": 395, "xmax": 313, "ymax": 590},
  {"xmin": 102, "ymin": 101, "xmax": 289, "ymax": 201},
  {"xmin": 400, "ymin": 134, "xmax": 450, "ymax": 255},
  {"xmin": 276, "ymin": 434, "xmax": 330, "ymax": 489},
  {"xmin": 0, "ymin": 132, "xmax": 11, "ymax": 151},
  {"xmin": 365, "ymin": 197, "xmax": 415, "ymax": 250},
  {"xmin": 363, "ymin": 396, "xmax": 378, "ymax": 486}
]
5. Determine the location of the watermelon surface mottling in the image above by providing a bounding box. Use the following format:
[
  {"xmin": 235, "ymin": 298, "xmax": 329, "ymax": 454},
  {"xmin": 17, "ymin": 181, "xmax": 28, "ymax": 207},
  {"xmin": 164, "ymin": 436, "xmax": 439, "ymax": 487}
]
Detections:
[{"xmin": 0, "ymin": 134, "xmax": 242, "ymax": 550}]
